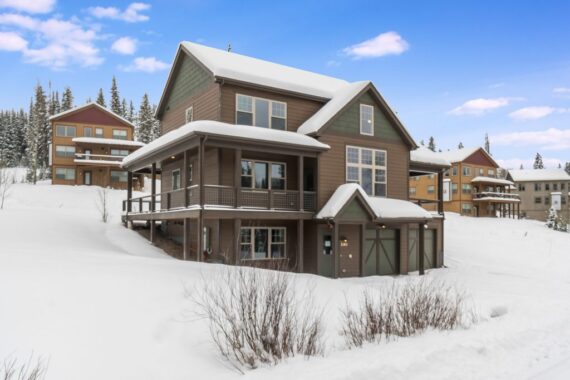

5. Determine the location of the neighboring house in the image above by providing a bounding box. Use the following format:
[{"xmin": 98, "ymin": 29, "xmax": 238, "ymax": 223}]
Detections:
[
  {"xmin": 50, "ymin": 102, "xmax": 145, "ymax": 189},
  {"xmin": 507, "ymin": 169, "xmax": 570, "ymax": 221},
  {"xmin": 121, "ymin": 42, "xmax": 446, "ymax": 278},
  {"xmin": 409, "ymin": 147, "xmax": 520, "ymax": 217}
]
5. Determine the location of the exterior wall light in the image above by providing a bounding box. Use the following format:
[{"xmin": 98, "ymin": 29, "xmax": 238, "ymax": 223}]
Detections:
[{"xmin": 340, "ymin": 236, "xmax": 349, "ymax": 247}]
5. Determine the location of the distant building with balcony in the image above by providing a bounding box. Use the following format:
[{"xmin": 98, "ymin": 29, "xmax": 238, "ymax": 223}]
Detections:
[
  {"xmin": 409, "ymin": 147, "xmax": 520, "ymax": 218},
  {"xmin": 49, "ymin": 102, "xmax": 145, "ymax": 189}
]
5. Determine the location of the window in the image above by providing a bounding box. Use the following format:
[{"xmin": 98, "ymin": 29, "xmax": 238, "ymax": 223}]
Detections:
[
  {"xmin": 409, "ymin": 187, "xmax": 416, "ymax": 196},
  {"xmin": 236, "ymin": 94, "xmax": 286, "ymax": 130},
  {"xmin": 452, "ymin": 166, "xmax": 458, "ymax": 176},
  {"xmin": 113, "ymin": 129, "xmax": 127, "ymax": 140},
  {"xmin": 553, "ymin": 183, "xmax": 558, "ymax": 191},
  {"xmin": 55, "ymin": 167, "xmax": 75, "ymax": 180},
  {"xmin": 55, "ymin": 145, "xmax": 75, "ymax": 157},
  {"xmin": 462, "ymin": 184, "xmax": 472, "ymax": 194},
  {"xmin": 241, "ymin": 159, "xmax": 285, "ymax": 190},
  {"xmin": 172, "ymin": 169, "xmax": 181, "ymax": 190},
  {"xmin": 461, "ymin": 203, "xmax": 472, "ymax": 214},
  {"xmin": 345, "ymin": 146, "xmax": 387, "ymax": 197},
  {"xmin": 562, "ymin": 196, "xmax": 567, "ymax": 205},
  {"xmin": 84, "ymin": 127, "xmax": 92, "ymax": 137},
  {"xmin": 462, "ymin": 166, "xmax": 471, "ymax": 176},
  {"xmin": 185, "ymin": 106, "xmax": 194, "ymax": 123},
  {"xmin": 240, "ymin": 227, "xmax": 286, "ymax": 260},
  {"xmin": 518, "ymin": 184, "xmax": 526, "ymax": 191},
  {"xmin": 111, "ymin": 149, "xmax": 129, "ymax": 157},
  {"xmin": 444, "ymin": 169, "xmax": 450, "ymax": 177},
  {"xmin": 95, "ymin": 128, "xmax": 103, "ymax": 138},
  {"xmin": 534, "ymin": 197, "xmax": 542, "ymax": 204},
  {"xmin": 534, "ymin": 183, "xmax": 542, "ymax": 191},
  {"xmin": 562, "ymin": 183, "xmax": 566, "ymax": 190},
  {"xmin": 452, "ymin": 183, "xmax": 458, "ymax": 194},
  {"xmin": 359, "ymin": 104, "xmax": 374, "ymax": 136},
  {"xmin": 110, "ymin": 171, "xmax": 128, "ymax": 183},
  {"xmin": 545, "ymin": 183, "xmax": 550, "ymax": 191},
  {"xmin": 427, "ymin": 185, "xmax": 435, "ymax": 194},
  {"xmin": 188, "ymin": 164, "xmax": 193, "ymax": 184},
  {"xmin": 478, "ymin": 168, "xmax": 484, "ymax": 176},
  {"xmin": 56, "ymin": 125, "xmax": 76, "ymax": 137},
  {"xmin": 545, "ymin": 196, "xmax": 550, "ymax": 204},
  {"xmin": 488, "ymin": 169, "xmax": 495, "ymax": 177}
]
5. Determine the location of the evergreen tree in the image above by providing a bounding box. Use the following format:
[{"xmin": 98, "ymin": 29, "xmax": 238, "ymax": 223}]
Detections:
[
  {"xmin": 49, "ymin": 91, "xmax": 60, "ymax": 116},
  {"xmin": 520, "ymin": 164, "xmax": 524, "ymax": 170},
  {"xmin": 428, "ymin": 136, "xmax": 436, "ymax": 152},
  {"xmin": 533, "ymin": 153, "xmax": 544, "ymax": 169},
  {"xmin": 458, "ymin": 142, "xmax": 464, "ymax": 149},
  {"xmin": 127, "ymin": 100, "xmax": 135, "ymax": 123},
  {"xmin": 558, "ymin": 163, "xmax": 562, "ymax": 169},
  {"xmin": 151, "ymin": 104, "xmax": 160, "ymax": 140},
  {"xmin": 419, "ymin": 139, "xmax": 425, "ymax": 146},
  {"xmin": 137, "ymin": 93, "xmax": 153, "ymax": 143},
  {"xmin": 484, "ymin": 133, "xmax": 491, "ymax": 155},
  {"xmin": 32, "ymin": 84, "xmax": 50, "ymax": 177},
  {"xmin": 121, "ymin": 98, "xmax": 128, "ymax": 118},
  {"xmin": 61, "ymin": 86, "xmax": 74, "ymax": 111},
  {"xmin": 110, "ymin": 76, "xmax": 122, "ymax": 115},
  {"xmin": 96, "ymin": 88, "xmax": 106, "ymax": 107},
  {"xmin": 565, "ymin": 162, "xmax": 570, "ymax": 175}
]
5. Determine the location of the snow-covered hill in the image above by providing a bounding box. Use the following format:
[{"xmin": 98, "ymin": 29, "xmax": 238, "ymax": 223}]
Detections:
[{"xmin": 1, "ymin": 180, "xmax": 570, "ymax": 380}]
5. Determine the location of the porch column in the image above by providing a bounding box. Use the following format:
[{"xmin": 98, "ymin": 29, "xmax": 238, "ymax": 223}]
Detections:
[
  {"xmin": 234, "ymin": 149, "xmax": 241, "ymax": 207},
  {"xmin": 297, "ymin": 219, "xmax": 304, "ymax": 272},
  {"xmin": 127, "ymin": 171, "xmax": 133, "ymax": 213},
  {"xmin": 333, "ymin": 222, "xmax": 339, "ymax": 279},
  {"xmin": 298, "ymin": 155, "xmax": 304, "ymax": 211},
  {"xmin": 183, "ymin": 150, "xmax": 190, "ymax": 207},
  {"xmin": 360, "ymin": 223, "xmax": 366, "ymax": 277},
  {"xmin": 197, "ymin": 137, "xmax": 205, "ymax": 262},
  {"xmin": 437, "ymin": 169, "xmax": 444, "ymax": 215},
  {"xmin": 418, "ymin": 222, "xmax": 425, "ymax": 276},
  {"xmin": 234, "ymin": 219, "xmax": 241, "ymax": 265},
  {"xmin": 150, "ymin": 164, "xmax": 156, "ymax": 243}
]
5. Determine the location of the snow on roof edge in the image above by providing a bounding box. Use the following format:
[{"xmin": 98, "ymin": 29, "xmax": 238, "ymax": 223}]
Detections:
[{"xmin": 49, "ymin": 102, "xmax": 136, "ymax": 129}]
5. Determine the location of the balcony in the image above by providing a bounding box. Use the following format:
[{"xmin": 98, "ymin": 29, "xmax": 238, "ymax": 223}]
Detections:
[
  {"xmin": 473, "ymin": 191, "xmax": 520, "ymax": 202},
  {"xmin": 74, "ymin": 153, "xmax": 124, "ymax": 165},
  {"xmin": 124, "ymin": 185, "xmax": 316, "ymax": 213}
]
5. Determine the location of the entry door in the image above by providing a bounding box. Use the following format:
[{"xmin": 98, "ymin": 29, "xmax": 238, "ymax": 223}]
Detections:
[
  {"xmin": 317, "ymin": 226, "xmax": 335, "ymax": 278},
  {"xmin": 84, "ymin": 171, "xmax": 92, "ymax": 186}
]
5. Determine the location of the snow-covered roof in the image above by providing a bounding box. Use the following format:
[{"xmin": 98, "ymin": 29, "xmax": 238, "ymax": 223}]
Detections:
[
  {"xmin": 49, "ymin": 102, "xmax": 136, "ymax": 129},
  {"xmin": 410, "ymin": 146, "xmax": 451, "ymax": 167},
  {"xmin": 122, "ymin": 120, "xmax": 330, "ymax": 168},
  {"xmin": 471, "ymin": 176, "xmax": 513, "ymax": 186},
  {"xmin": 297, "ymin": 81, "xmax": 370, "ymax": 135},
  {"xmin": 181, "ymin": 42, "xmax": 348, "ymax": 99},
  {"xmin": 74, "ymin": 159, "xmax": 122, "ymax": 166},
  {"xmin": 436, "ymin": 147, "xmax": 480, "ymax": 163},
  {"xmin": 508, "ymin": 169, "xmax": 570, "ymax": 182},
  {"xmin": 316, "ymin": 183, "xmax": 432, "ymax": 221},
  {"xmin": 73, "ymin": 137, "xmax": 145, "ymax": 147}
]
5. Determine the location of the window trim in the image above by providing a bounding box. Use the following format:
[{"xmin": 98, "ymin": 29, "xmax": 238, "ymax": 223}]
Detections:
[
  {"xmin": 235, "ymin": 93, "xmax": 287, "ymax": 130},
  {"xmin": 172, "ymin": 169, "xmax": 181, "ymax": 191},
  {"xmin": 240, "ymin": 159, "xmax": 287, "ymax": 190},
  {"xmin": 55, "ymin": 167, "xmax": 75, "ymax": 180},
  {"xmin": 95, "ymin": 127, "xmax": 104, "ymax": 138},
  {"xmin": 110, "ymin": 170, "xmax": 128, "ymax": 183},
  {"xmin": 112, "ymin": 129, "xmax": 128, "ymax": 140},
  {"xmin": 83, "ymin": 127, "xmax": 92, "ymax": 137},
  {"xmin": 55, "ymin": 145, "xmax": 76, "ymax": 158},
  {"xmin": 239, "ymin": 226, "xmax": 286, "ymax": 260},
  {"xmin": 185, "ymin": 106, "xmax": 194, "ymax": 123},
  {"xmin": 345, "ymin": 145, "xmax": 387, "ymax": 197},
  {"xmin": 111, "ymin": 149, "xmax": 129, "ymax": 157},
  {"xmin": 55, "ymin": 125, "xmax": 76, "ymax": 137},
  {"xmin": 359, "ymin": 104, "xmax": 374, "ymax": 136}
]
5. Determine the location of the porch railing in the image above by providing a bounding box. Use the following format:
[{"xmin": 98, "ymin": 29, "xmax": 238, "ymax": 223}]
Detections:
[
  {"xmin": 473, "ymin": 192, "xmax": 520, "ymax": 201},
  {"xmin": 75, "ymin": 153, "xmax": 124, "ymax": 163}
]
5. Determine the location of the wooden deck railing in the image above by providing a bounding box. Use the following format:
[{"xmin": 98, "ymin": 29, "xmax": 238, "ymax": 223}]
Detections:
[
  {"xmin": 75, "ymin": 153, "xmax": 124, "ymax": 162},
  {"xmin": 473, "ymin": 192, "xmax": 520, "ymax": 201}
]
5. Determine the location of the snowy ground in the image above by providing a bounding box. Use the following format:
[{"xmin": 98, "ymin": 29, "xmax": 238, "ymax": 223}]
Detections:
[{"xmin": 1, "ymin": 178, "xmax": 570, "ymax": 379}]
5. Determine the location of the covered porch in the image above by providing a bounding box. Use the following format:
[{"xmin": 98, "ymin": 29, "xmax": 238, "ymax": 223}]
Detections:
[{"xmin": 471, "ymin": 176, "xmax": 520, "ymax": 218}]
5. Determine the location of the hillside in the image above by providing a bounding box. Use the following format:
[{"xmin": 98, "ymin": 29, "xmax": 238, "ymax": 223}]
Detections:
[{"xmin": 1, "ymin": 179, "xmax": 570, "ymax": 379}]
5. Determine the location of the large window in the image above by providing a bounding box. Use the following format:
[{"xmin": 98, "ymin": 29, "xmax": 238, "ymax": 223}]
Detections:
[
  {"xmin": 462, "ymin": 184, "xmax": 472, "ymax": 194},
  {"xmin": 185, "ymin": 106, "xmax": 194, "ymax": 123},
  {"xmin": 95, "ymin": 128, "xmax": 103, "ymax": 138},
  {"xmin": 518, "ymin": 184, "xmax": 526, "ymax": 191},
  {"xmin": 55, "ymin": 145, "xmax": 76, "ymax": 157},
  {"xmin": 113, "ymin": 129, "xmax": 128, "ymax": 140},
  {"xmin": 360, "ymin": 104, "xmax": 374, "ymax": 136},
  {"xmin": 346, "ymin": 146, "xmax": 387, "ymax": 197},
  {"xmin": 488, "ymin": 169, "xmax": 495, "ymax": 177},
  {"xmin": 84, "ymin": 127, "xmax": 92, "ymax": 137},
  {"xmin": 451, "ymin": 183, "xmax": 458, "ymax": 194},
  {"xmin": 427, "ymin": 185, "xmax": 435, "ymax": 194},
  {"xmin": 240, "ymin": 227, "xmax": 286, "ymax": 260},
  {"xmin": 110, "ymin": 171, "xmax": 128, "ymax": 183},
  {"xmin": 409, "ymin": 187, "xmax": 416, "ymax": 196},
  {"xmin": 55, "ymin": 167, "xmax": 75, "ymax": 180},
  {"xmin": 241, "ymin": 160, "xmax": 285, "ymax": 190},
  {"xmin": 236, "ymin": 94, "xmax": 286, "ymax": 130},
  {"xmin": 534, "ymin": 183, "xmax": 542, "ymax": 191},
  {"xmin": 111, "ymin": 149, "xmax": 129, "ymax": 157},
  {"xmin": 172, "ymin": 169, "xmax": 181, "ymax": 190},
  {"xmin": 56, "ymin": 125, "xmax": 76, "ymax": 137},
  {"xmin": 461, "ymin": 203, "xmax": 472, "ymax": 214},
  {"xmin": 452, "ymin": 166, "xmax": 458, "ymax": 176},
  {"xmin": 462, "ymin": 166, "xmax": 471, "ymax": 176}
]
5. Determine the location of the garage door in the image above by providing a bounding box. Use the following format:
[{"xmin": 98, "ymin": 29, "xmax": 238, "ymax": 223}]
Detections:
[
  {"xmin": 364, "ymin": 228, "xmax": 399, "ymax": 276},
  {"xmin": 408, "ymin": 228, "xmax": 436, "ymax": 272}
]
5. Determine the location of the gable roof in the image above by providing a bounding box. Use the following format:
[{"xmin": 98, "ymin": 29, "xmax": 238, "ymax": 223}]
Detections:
[
  {"xmin": 508, "ymin": 169, "xmax": 570, "ymax": 182},
  {"xmin": 410, "ymin": 146, "xmax": 451, "ymax": 168},
  {"xmin": 49, "ymin": 102, "xmax": 136, "ymax": 129},
  {"xmin": 316, "ymin": 183, "xmax": 432, "ymax": 221},
  {"xmin": 437, "ymin": 147, "xmax": 499, "ymax": 167}
]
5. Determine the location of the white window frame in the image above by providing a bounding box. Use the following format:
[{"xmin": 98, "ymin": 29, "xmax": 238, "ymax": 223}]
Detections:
[
  {"xmin": 111, "ymin": 149, "xmax": 129, "ymax": 157},
  {"xmin": 83, "ymin": 127, "xmax": 92, "ymax": 137},
  {"xmin": 110, "ymin": 170, "xmax": 128, "ymax": 183},
  {"xmin": 427, "ymin": 185, "xmax": 435, "ymax": 194},
  {"xmin": 55, "ymin": 167, "xmax": 75, "ymax": 180},
  {"xmin": 56, "ymin": 125, "xmax": 76, "ymax": 137},
  {"xmin": 55, "ymin": 145, "xmax": 76, "ymax": 157},
  {"xmin": 461, "ymin": 203, "xmax": 472, "ymax": 213},
  {"xmin": 235, "ymin": 94, "xmax": 287, "ymax": 130},
  {"xmin": 359, "ymin": 104, "xmax": 374, "ymax": 136},
  {"xmin": 185, "ymin": 106, "xmax": 194, "ymax": 123},
  {"xmin": 172, "ymin": 169, "xmax": 181, "ymax": 191},
  {"xmin": 95, "ymin": 128, "xmax": 104, "ymax": 138},
  {"xmin": 240, "ymin": 159, "xmax": 287, "ymax": 190},
  {"xmin": 239, "ymin": 227, "xmax": 286, "ymax": 260},
  {"xmin": 345, "ymin": 145, "xmax": 387, "ymax": 197},
  {"xmin": 462, "ymin": 166, "xmax": 471, "ymax": 176},
  {"xmin": 113, "ymin": 129, "xmax": 128, "ymax": 140}
]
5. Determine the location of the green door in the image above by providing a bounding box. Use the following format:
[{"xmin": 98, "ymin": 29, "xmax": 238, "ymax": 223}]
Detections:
[
  {"xmin": 318, "ymin": 227, "xmax": 335, "ymax": 277},
  {"xmin": 364, "ymin": 228, "xmax": 398, "ymax": 276},
  {"xmin": 408, "ymin": 228, "xmax": 436, "ymax": 272},
  {"xmin": 363, "ymin": 229, "xmax": 377, "ymax": 276},
  {"xmin": 408, "ymin": 229, "xmax": 418, "ymax": 272},
  {"xmin": 424, "ymin": 229, "xmax": 436, "ymax": 269}
]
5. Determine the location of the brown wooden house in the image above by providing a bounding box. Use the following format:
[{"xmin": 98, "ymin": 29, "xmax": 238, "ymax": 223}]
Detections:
[
  {"xmin": 121, "ymin": 42, "xmax": 447, "ymax": 277},
  {"xmin": 50, "ymin": 102, "xmax": 145, "ymax": 189}
]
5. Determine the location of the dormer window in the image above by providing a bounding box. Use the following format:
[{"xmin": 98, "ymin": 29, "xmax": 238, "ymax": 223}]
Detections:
[
  {"xmin": 185, "ymin": 106, "xmax": 194, "ymax": 123},
  {"xmin": 360, "ymin": 104, "xmax": 374, "ymax": 136},
  {"xmin": 236, "ymin": 94, "xmax": 287, "ymax": 130}
]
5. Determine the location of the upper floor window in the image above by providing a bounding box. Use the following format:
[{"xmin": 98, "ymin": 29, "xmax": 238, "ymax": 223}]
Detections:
[
  {"xmin": 553, "ymin": 183, "xmax": 558, "ymax": 191},
  {"xmin": 236, "ymin": 94, "xmax": 286, "ymax": 130},
  {"xmin": 518, "ymin": 184, "xmax": 526, "ymax": 191},
  {"xmin": 462, "ymin": 184, "xmax": 472, "ymax": 194},
  {"xmin": 451, "ymin": 183, "xmax": 458, "ymax": 193},
  {"xmin": 56, "ymin": 125, "xmax": 76, "ymax": 137},
  {"xmin": 545, "ymin": 183, "xmax": 550, "ymax": 191},
  {"xmin": 172, "ymin": 169, "xmax": 181, "ymax": 190},
  {"xmin": 241, "ymin": 159, "xmax": 286, "ymax": 190},
  {"xmin": 111, "ymin": 149, "xmax": 129, "ymax": 157},
  {"xmin": 488, "ymin": 169, "xmax": 495, "ymax": 177},
  {"xmin": 185, "ymin": 106, "xmax": 194, "ymax": 123},
  {"xmin": 478, "ymin": 168, "xmax": 484, "ymax": 176},
  {"xmin": 84, "ymin": 127, "xmax": 92, "ymax": 137},
  {"xmin": 452, "ymin": 166, "xmax": 458, "ymax": 176},
  {"xmin": 95, "ymin": 128, "xmax": 103, "ymax": 138},
  {"xmin": 534, "ymin": 183, "xmax": 542, "ymax": 191},
  {"xmin": 55, "ymin": 145, "xmax": 75, "ymax": 157},
  {"xmin": 562, "ymin": 183, "xmax": 566, "ymax": 190},
  {"xmin": 346, "ymin": 145, "xmax": 387, "ymax": 197},
  {"xmin": 409, "ymin": 187, "xmax": 416, "ymax": 196},
  {"xmin": 359, "ymin": 104, "xmax": 374, "ymax": 136},
  {"xmin": 462, "ymin": 166, "xmax": 471, "ymax": 176},
  {"xmin": 427, "ymin": 185, "xmax": 435, "ymax": 194},
  {"xmin": 113, "ymin": 129, "xmax": 127, "ymax": 140}
]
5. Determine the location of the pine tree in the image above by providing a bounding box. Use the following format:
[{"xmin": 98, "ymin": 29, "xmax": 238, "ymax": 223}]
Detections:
[
  {"xmin": 151, "ymin": 103, "xmax": 160, "ymax": 140},
  {"xmin": 31, "ymin": 84, "xmax": 50, "ymax": 177},
  {"xmin": 520, "ymin": 164, "xmax": 524, "ymax": 170},
  {"xmin": 484, "ymin": 133, "xmax": 491, "ymax": 155},
  {"xmin": 61, "ymin": 86, "xmax": 74, "ymax": 111},
  {"xmin": 110, "ymin": 76, "xmax": 121, "ymax": 115},
  {"xmin": 565, "ymin": 162, "xmax": 570, "ymax": 176},
  {"xmin": 137, "ymin": 93, "xmax": 153, "ymax": 143},
  {"xmin": 458, "ymin": 142, "xmax": 464, "ymax": 149},
  {"xmin": 558, "ymin": 163, "xmax": 562, "ymax": 169},
  {"xmin": 26, "ymin": 95, "xmax": 40, "ymax": 184},
  {"xmin": 121, "ymin": 98, "xmax": 128, "ymax": 118},
  {"xmin": 533, "ymin": 153, "xmax": 544, "ymax": 169},
  {"xmin": 49, "ymin": 91, "xmax": 60, "ymax": 116},
  {"xmin": 428, "ymin": 136, "xmax": 436, "ymax": 152},
  {"xmin": 127, "ymin": 100, "xmax": 135, "ymax": 123},
  {"xmin": 96, "ymin": 88, "xmax": 106, "ymax": 107}
]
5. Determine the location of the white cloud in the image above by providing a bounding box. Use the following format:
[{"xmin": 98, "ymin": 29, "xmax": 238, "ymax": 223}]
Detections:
[
  {"xmin": 122, "ymin": 56, "xmax": 169, "ymax": 73},
  {"xmin": 0, "ymin": 12, "xmax": 102, "ymax": 69},
  {"xmin": 343, "ymin": 31, "xmax": 409, "ymax": 59},
  {"xmin": 111, "ymin": 36, "xmax": 137, "ymax": 55},
  {"xmin": 496, "ymin": 157, "xmax": 562, "ymax": 170},
  {"xmin": 0, "ymin": 31, "xmax": 27, "ymax": 51},
  {"xmin": 488, "ymin": 82, "xmax": 505, "ymax": 89},
  {"xmin": 88, "ymin": 2, "xmax": 150, "ymax": 23},
  {"xmin": 0, "ymin": 0, "xmax": 55, "ymax": 14},
  {"xmin": 553, "ymin": 87, "xmax": 570, "ymax": 94},
  {"xmin": 508, "ymin": 106, "xmax": 567, "ymax": 121},
  {"xmin": 492, "ymin": 128, "xmax": 570, "ymax": 151},
  {"xmin": 448, "ymin": 97, "xmax": 520, "ymax": 116}
]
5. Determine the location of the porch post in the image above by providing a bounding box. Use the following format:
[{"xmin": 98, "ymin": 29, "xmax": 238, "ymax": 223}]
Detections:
[
  {"xmin": 183, "ymin": 150, "xmax": 190, "ymax": 207},
  {"xmin": 197, "ymin": 137, "xmax": 205, "ymax": 262},
  {"xmin": 234, "ymin": 219, "xmax": 241, "ymax": 264},
  {"xmin": 437, "ymin": 169, "xmax": 444, "ymax": 214},
  {"xmin": 418, "ymin": 222, "xmax": 425, "ymax": 276},
  {"xmin": 127, "ymin": 171, "xmax": 133, "ymax": 213},
  {"xmin": 333, "ymin": 222, "xmax": 339, "ymax": 279},
  {"xmin": 183, "ymin": 218, "xmax": 190, "ymax": 260},
  {"xmin": 150, "ymin": 164, "xmax": 156, "ymax": 243},
  {"xmin": 297, "ymin": 219, "xmax": 304, "ymax": 272},
  {"xmin": 360, "ymin": 223, "xmax": 366, "ymax": 276},
  {"xmin": 298, "ymin": 155, "xmax": 304, "ymax": 211},
  {"xmin": 234, "ymin": 149, "xmax": 241, "ymax": 207}
]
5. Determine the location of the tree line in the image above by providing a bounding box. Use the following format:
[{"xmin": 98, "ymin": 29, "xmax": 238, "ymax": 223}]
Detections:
[{"xmin": 0, "ymin": 76, "xmax": 160, "ymax": 183}]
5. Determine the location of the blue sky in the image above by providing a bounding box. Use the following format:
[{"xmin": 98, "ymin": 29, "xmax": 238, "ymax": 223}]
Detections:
[{"xmin": 0, "ymin": 0, "xmax": 569, "ymax": 169}]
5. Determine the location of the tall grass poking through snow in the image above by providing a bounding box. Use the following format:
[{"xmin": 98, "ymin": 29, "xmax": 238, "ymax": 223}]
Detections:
[
  {"xmin": 193, "ymin": 268, "xmax": 324, "ymax": 372},
  {"xmin": 341, "ymin": 279, "xmax": 475, "ymax": 348}
]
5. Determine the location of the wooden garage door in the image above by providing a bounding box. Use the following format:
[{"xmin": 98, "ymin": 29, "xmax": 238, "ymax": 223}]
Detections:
[
  {"xmin": 408, "ymin": 228, "xmax": 436, "ymax": 272},
  {"xmin": 364, "ymin": 228, "xmax": 398, "ymax": 276}
]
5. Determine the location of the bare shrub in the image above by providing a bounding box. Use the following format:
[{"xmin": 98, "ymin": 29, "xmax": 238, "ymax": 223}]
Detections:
[
  {"xmin": 1, "ymin": 355, "xmax": 48, "ymax": 380},
  {"xmin": 341, "ymin": 279, "xmax": 474, "ymax": 348},
  {"xmin": 96, "ymin": 187, "xmax": 109, "ymax": 223},
  {"xmin": 0, "ymin": 167, "xmax": 13, "ymax": 210},
  {"xmin": 192, "ymin": 267, "xmax": 324, "ymax": 372}
]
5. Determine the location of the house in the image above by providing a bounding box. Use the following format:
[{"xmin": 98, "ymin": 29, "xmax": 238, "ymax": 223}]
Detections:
[
  {"xmin": 507, "ymin": 169, "xmax": 570, "ymax": 221},
  {"xmin": 50, "ymin": 102, "xmax": 145, "ymax": 189},
  {"xmin": 409, "ymin": 147, "xmax": 521, "ymax": 217},
  {"xmin": 121, "ymin": 42, "xmax": 446, "ymax": 278}
]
